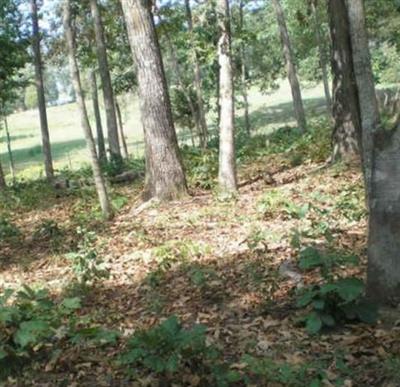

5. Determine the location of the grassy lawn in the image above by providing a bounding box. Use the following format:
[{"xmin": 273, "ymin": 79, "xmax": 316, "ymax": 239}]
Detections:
[{"xmin": 1, "ymin": 81, "xmax": 328, "ymax": 179}]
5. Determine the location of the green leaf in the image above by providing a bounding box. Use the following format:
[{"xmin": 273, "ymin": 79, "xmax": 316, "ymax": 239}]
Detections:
[
  {"xmin": 0, "ymin": 347, "xmax": 7, "ymax": 360},
  {"xmin": 14, "ymin": 320, "xmax": 50, "ymax": 348},
  {"xmin": 335, "ymin": 278, "xmax": 364, "ymax": 302},
  {"xmin": 306, "ymin": 312, "xmax": 322, "ymax": 334},
  {"xmin": 297, "ymin": 289, "xmax": 317, "ymax": 307},
  {"xmin": 61, "ymin": 297, "xmax": 81, "ymax": 310},
  {"xmin": 299, "ymin": 247, "xmax": 323, "ymax": 270}
]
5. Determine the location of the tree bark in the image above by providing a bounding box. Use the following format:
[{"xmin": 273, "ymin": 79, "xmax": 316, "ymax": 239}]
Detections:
[
  {"xmin": 311, "ymin": 0, "xmax": 332, "ymax": 113},
  {"xmin": 115, "ymin": 100, "xmax": 129, "ymax": 159},
  {"xmin": 89, "ymin": 0, "xmax": 121, "ymax": 163},
  {"xmin": 31, "ymin": 0, "xmax": 54, "ymax": 181},
  {"xmin": 239, "ymin": 0, "xmax": 250, "ymax": 135},
  {"xmin": 327, "ymin": 0, "xmax": 361, "ymax": 161},
  {"xmin": 271, "ymin": 0, "xmax": 307, "ymax": 133},
  {"xmin": 121, "ymin": 0, "xmax": 187, "ymax": 200},
  {"xmin": 217, "ymin": 0, "xmax": 237, "ymax": 193},
  {"xmin": 63, "ymin": 0, "xmax": 112, "ymax": 220},
  {"xmin": 3, "ymin": 115, "xmax": 16, "ymax": 183},
  {"xmin": 345, "ymin": 0, "xmax": 398, "ymax": 303},
  {"xmin": 90, "ymin": 71, "xmax": 107, "ymax": 164},
  {"xmin": 184, "ymin": 0, "xmax": 208, "ymax": 148},
  {"xmin": 346, "ymin": 0, "xmax": 380, "ymax": 190}
]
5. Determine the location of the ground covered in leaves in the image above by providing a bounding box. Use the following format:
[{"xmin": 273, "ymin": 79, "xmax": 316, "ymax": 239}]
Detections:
[{"xmin": 1, "ymin": 126, "xmax": 400, "ymax": 386}]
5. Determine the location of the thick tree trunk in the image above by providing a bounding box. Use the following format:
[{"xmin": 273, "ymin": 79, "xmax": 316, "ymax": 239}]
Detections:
[
  {"xmin": 90, "ymin": 71, "xmax": 107, "ymax": 164},
  {"xmin": 239, "ymin": 0, "xmax": 250, "ymax": 135},
  {"xmin": 121, "ymin": 0, "xmax": 187, "ymax": 200},
  {"xmin": 31, "ymin": 0, "xmax": 54, "ymax": 181},
  {"xmin": 63, "ymin": 0, "xmax": 112, "ymax": 220},
  {"xmin": 346, "ymin": 0, "xmax": 380, "ymax": 190},
  {"xmin": 271, "ymin": 0, "xmax": 307, "ymax": 133},
  {"xmin": 89, "ymin": 0, "xmax": 121, "ymax": 163},
  {"xmin": 345, "ymin": 0, "xmax": 398, "ymax": 303},
  {"xmin": 184, "ymin": 0, "xmax": 208, "ymax": 148},
  {"xmin": 217, "ymin": 0, "xmax": 237, "ymax": 193},
  {"xmin": 115, "ymin": 100, "xmax": 129, "ymax": 159},
  {"xmin": 311, "ymin": 0, "xmax": 332, "ymax": 113},
  {"xmin": 3, "ymin": 116, "xmax": 16, "ymax": 183},
  {"xmin": 328, "ymin": 0, "xmax": 361, "ymax": 161}
]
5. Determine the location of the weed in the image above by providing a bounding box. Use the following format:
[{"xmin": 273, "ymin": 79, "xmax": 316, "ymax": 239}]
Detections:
[{"xmin": 0, "ymin": 217, "xmax": 20, "ymax": 242}]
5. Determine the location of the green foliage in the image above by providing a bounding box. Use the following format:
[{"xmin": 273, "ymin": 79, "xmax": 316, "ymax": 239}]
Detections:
[
  {"xmin": 120, "ymin": 316, "xmax": 239, "ymax": 384},
  {"xmin": 257, "ymin": 189, "xmax": 308, "ymax": 219},
  {"xmin": 297, "ymin": 278, "xmax": 378, "ymax": 334},
  {"xmin": 298, "ymin": 247, "xmax": 358, "ymax": 277},
  {"xmin": 0, "ymin": 286, "xmax": 81, "ymax": 380},
  {"xmin": 267, "ymin": 119, "xmax": 331, "ymax": 163},
  {"xmin": 183, "ymin": 147, "xmax": 218, "ymax": 189},
  {"xmin": 241, "ymin": 354, "xmax": 325, "ymax": 386},
  {"xmin": 0, "ymin": 216, "xmax": 20, "ymax": 241},
  {"xmin": 246, "ymin": 226, "xmax": 268, "ymax": 250},
  {"xmin": 65, "ymin": 228, "xmax": 109, "ymax": 285},
  {"xmin": 335, "ymin": 185, "xmax": 366, "ymax": 221}
]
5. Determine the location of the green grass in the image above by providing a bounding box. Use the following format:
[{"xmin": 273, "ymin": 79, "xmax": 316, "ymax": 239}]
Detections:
[{"xmin": 1, "ymin": 81, "xmax": 328, "ymax": 179}]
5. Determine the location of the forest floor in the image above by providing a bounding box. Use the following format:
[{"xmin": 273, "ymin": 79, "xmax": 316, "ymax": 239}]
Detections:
[{"xmin": 1, "ymin": 124, "xmax": 400, "ymax": 386}]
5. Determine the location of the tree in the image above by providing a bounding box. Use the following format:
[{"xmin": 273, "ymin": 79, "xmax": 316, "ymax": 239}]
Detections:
[
  {"xmin": 328, "ymin": 0, "xmax": 361, "ymax": 161},
  {"xmin": 31, "ymin": 0, "xmax": 54, "ymax": 180},
  {"xmin": 217, "ymin": 0, "xmax": 237, "ymax": 193},
  {"xmin": 89, "ymin": 0, "xmax": 121, "ymax": 164},
  {"xmin": 238, "ymin": 0, "xmax": 250, "ymax": 135},
  {"xmin": 121, "ymin": 0, "xmax": 187, "ymax": 200},
  {"xmin": 271, "ymin": 0, "xmax": 307, "ymax": 133},
  {"xmin": 310, "ymin": 0, "xmax": 332, "ymax": 112},
  {"xmin": 345, "ymin": 0, "xmax": 396, "ymax": 303},
  {"xmin": 115, "ymin": 99, "xmax": 129, "ymax": 159},
  {"xmin": 2, "ymin": 114, "xmax": 16, "ymax": 183},
  {"xmin": 89, "ymin": 71, "xmax": 107, "ymax": 163},
  {"xmin": 63, "ymin": 0, "xmax": 112, "ymax": 220},
  {"xmin": 0, "ymin": 160, "xmax": 5, "ymax": 190},
  {"xmin": 184, "ymin": 0, "xmax": 208, "ymax": 148}
]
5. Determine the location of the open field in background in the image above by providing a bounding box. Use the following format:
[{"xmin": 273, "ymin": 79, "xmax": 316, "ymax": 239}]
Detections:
[{"xmin": 1, "ymin": 80, "xmax": 328, "ymax": 179}]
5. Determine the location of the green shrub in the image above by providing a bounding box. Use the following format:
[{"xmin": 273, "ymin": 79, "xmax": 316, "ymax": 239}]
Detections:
[
  {"xmin": 120, "ymin": 316, "xmax": 240, "ymax": 385},
  {"xmin": 183, "ymin": 148, "xmax": 218, "ymax": 189},
  {"xmin": 65, "ymin": 228, "xmax": 109, "ymax": 285},
  {"xmin": 297, "ymin": 278, "xmax": 378, "ymax": 334},
  {"xmin": 0, "ymin": 286, "xmax": 81, "ymax": 379},
  {"xmin": 0, "ymin": 217, "xmax": 20, "ymax": 242}
]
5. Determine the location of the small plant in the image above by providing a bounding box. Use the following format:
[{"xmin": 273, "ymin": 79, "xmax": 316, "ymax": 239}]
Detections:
[
  {"xmin": 246, "ymin": 226, "xmax": 268, "ymax": 251},
  {"xmin": 336, "ymin": 185, "xmax": 366, "ymax": 221},
  {"xmin": 257, "ymin": 190, "xmax": 308, "ymax": 219},
  {"xmin": 66, "ymin": 228, "xmax": 109, "ymax": 285},
  {"xmin": 0, "ymin": 286, "xmax": 81, "ymax": 380},
  {"xmin": 0, "ymin": 217, "xmax": 20, "ymax": 242},
  {"xmin": 120, "ymin": 316, "xmax": 214, "ymax": 374},
  {"xmin": 297, "ymin": 277, "xmax": 378, "ymax": 334}
]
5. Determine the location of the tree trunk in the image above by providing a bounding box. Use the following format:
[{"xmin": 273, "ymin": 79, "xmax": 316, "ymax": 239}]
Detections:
[
  {"xmin": 0, "ymin": 160, "xmax": 6, "ymax": 191},
  {"xmin": 271, "ymin": 0, "xmax": 307, "ymax": 133},
  {"xmin": 327, "ymin": 0, "xmax": 361, "ymax": 161},
  {"xmin": 239, "ymin": 0, "xmax": 250, "ymax": 135},
  {"xmin": 311, "ymin": 0, "xmax": 332, "ymax": 113},
  {"xmin": 346, "ymin": 0, "xmax": 380, "ymax": 190},
  {"xmin": 345, "ymin": 0, "xmax": 398, "ymax": 303},
  {"xmin": 63, "ymin": 0, "xmax": 112, "ymax": 220},
  {"xmin": 90, "ymin": 71, "xmax": 107, "ymax": 164},
  {"xmin": 89, "ymin": 0, "xmax": 121, "ymax": 163},
  {"xmin": 31, "ymin": 0, "xmax": 54, "ymax": 181},
  {"xmin": 3, "ymin": 115, "xmax": 16, "ymax": 184},
  {"xmin": 115, "ymin": 100, "xmax": 129, "ymax": 159},
  {"xmin": 184, "ymin": 0, "xmax": 208, "ymax": 148},
  {"xmin": 217, "ymin": 0, "xmax": 237, "ymax": 193},
  {"xmin": 121, "ymin": 0, "xmax": 187, "ymax": 200}
]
